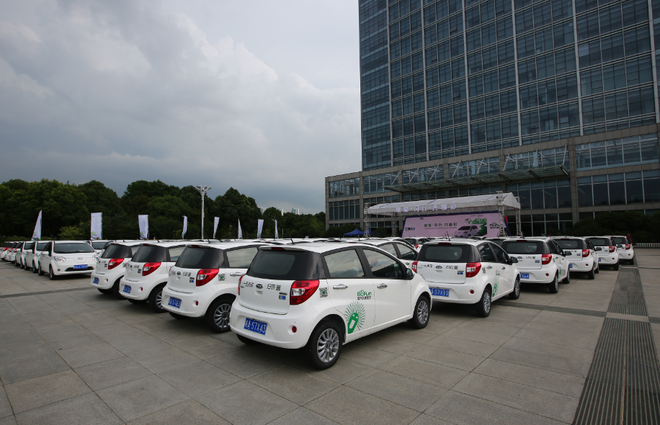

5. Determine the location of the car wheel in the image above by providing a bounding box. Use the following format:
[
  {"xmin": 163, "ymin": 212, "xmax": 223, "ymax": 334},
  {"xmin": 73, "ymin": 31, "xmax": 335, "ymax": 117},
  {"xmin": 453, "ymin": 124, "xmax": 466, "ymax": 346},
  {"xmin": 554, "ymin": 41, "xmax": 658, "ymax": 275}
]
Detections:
[
  {"xmin": 205, "ymin": 297, "xmax": 233, "ymax": 333},
  {"xmin": 37, "ymin": 263, "xmax": 44, "ymax": 276},
  {"xmin": 237, "ymin": 334, "xmax": 257, "ymax": 345},
  {"xmin": 509, "ymin": 276, "xmax": 521, "ymax": 300},
  {"xmin": 306, "ymin": 320, "xmax": 342, "ymax": 370},
  {"xmin": 169, "ymin": 312, "xmax": 189, "ymax": 320},
  {"xmin": 147, "ymin": 283, "xmax": 167, "ymax": 313},
  {"xmin": 32, "ymin": 262, "xmax": 38, "ymax": 273},
  {"xmin": 409, "ymin": 295, "xmax": 430, "ymax": 329},
  {"xmin": 613, "ymin": 263, "xmax": 619, "ymax": 271},
  {"xmin": 97, "ymin": 288, "xmax": 112, "ymax": 294},
  {"xmin": 595, "ymin": 264, "xmax": 600, "ymax": 274},
  {"xmin": 562, "ymin": 270, "xmax": 570, "ymax": 284},
  {"xmin": 548, "ymin": 274, "xmax": 559, "ymax": 293},
  {"xmin": 111, "ymin": 278, "xmax": 123, "ymax": 299},
  {"xmin": 474, "ymin": 287, "xmax": 492, "ymax": 317},
  {"xmin": 128, "ymin": 299, "xmax": 147, "ymax": 305},
  {"xmin": 49, "ymin": 266, "xmax": 56, "ymax": 280},
  {"xmin": 587, "ymin": 267, "xmax": 595, "ymax": 280}
]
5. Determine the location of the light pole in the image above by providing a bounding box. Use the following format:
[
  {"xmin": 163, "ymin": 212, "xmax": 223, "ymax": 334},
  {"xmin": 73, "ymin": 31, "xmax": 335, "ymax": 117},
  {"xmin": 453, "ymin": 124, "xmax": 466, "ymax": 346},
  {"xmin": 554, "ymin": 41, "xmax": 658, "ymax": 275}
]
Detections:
[{"xmin": 194, "ymin": 186, "xmax": 211, "ymax": 239}]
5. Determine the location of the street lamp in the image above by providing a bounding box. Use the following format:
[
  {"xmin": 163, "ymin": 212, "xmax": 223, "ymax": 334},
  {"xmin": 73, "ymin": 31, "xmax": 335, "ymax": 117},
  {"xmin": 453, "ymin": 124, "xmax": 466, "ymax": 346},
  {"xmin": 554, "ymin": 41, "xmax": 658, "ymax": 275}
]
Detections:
[{"xmin": 194, "ymin": 186, "xmax": 211, "ymax": 239}]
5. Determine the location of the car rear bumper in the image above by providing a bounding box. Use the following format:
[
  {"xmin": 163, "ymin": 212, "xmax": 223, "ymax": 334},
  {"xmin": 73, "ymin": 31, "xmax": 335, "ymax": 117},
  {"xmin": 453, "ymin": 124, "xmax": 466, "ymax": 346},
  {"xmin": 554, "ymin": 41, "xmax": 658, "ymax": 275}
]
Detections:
[
  {"xmin": 426, "ymin": 283, "xmax": 481, "ymax": 304},
  {"xmin": 568, "ymin": 258, "xmax": 595, "ymax": 272},
  {"xmin": 162, "ymin": 287, "xmax": 211, "ymax": 318},
  {"xmin": 229, "ymin": 303, "xmax": 315, "ymax": 349}
]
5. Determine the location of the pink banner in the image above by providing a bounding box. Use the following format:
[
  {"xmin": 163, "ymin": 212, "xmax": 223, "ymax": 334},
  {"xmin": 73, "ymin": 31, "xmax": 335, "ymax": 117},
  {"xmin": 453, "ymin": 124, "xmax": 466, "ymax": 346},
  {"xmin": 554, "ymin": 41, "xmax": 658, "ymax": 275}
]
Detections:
[{"xmin": 402, "ymin": 212, "xmax": 507, "ymax": 238}]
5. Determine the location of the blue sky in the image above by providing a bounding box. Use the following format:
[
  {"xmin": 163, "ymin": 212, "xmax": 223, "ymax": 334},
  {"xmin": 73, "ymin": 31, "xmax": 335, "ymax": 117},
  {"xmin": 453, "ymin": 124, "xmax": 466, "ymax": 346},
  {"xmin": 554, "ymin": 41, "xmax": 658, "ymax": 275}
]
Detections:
[{"xmin": 0, "ymin": 0, "xmax": 362, "ymax": 213}]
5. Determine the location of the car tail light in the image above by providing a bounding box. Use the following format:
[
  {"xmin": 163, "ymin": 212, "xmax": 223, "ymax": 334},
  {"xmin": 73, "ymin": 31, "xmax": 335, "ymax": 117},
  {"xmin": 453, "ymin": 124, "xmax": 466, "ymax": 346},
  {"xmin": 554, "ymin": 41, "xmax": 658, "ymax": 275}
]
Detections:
[
  {"xmin": 290, "ymin": 280, "xmax": 319, "ymax": 305},
  {"xmin": 238, "ymin": 275, "xmax": 244, "ymax": 295},
  {"xmin": 196, "ymin": 269, "xmax": 219, "ymax": 286},
  {"xmin": 108, "ymin": 258, "xmax": 124, "ymax": 270},
  {"xmin": 466, "ymin": 262, "xmax": 481, "ymax": 278},
  {"xmin": 542, "ymin": 254, "xmax": 552, "ymax": 265},
  {"xmin": 582, "ymin": 249, "xmax": 590, "ymax": 258},
  {"xmin": 625, "ymin": 244, "xmax": 631, "ymax": 250},
  {"xmin": 412, "ymin": 261, "xmax": 418, "ymax": 273},
  {"xmin": 415, "ymin": 244, "xmax": 420, "ymax": 249},
  {"xmin": 609, "ymin": 246, "xmax": 616, "ymax": 253},
  {"xmin": 142, "ymin": 262, "xmax": 161, "ymax": 276}
]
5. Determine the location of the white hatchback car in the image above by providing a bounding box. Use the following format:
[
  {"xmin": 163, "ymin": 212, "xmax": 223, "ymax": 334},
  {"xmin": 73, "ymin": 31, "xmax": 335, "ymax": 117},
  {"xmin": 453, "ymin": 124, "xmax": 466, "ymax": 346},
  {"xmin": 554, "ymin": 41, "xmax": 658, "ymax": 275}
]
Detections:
[
  {"xmin": 413, "ymin": 239, "xmax": 520, "ymax": 317},
  {"xmin": 230, "ymin": 242, "xmax": 431, "ymax": 369},
  {"xmin": 353, "ymin": 239, "xmax": 419, "ymax": 269},
  {"xmin": 119, "ymin": 241, "xmax": 199, "ymax": 312},
  {"xmin": 500, "ymin": 237, "xmax": 569, "ymax": 293},
  {"xmin": 162, "ymin": 242, "xmax": 264, "ymax": 332},
  {"xmin": 91, "ymin": 241, "xmax": 143, "ymax": 296},
  {"xmin": 90, "ymin": 240, "xmax": 112, "ymax": 255},
  {"xmin": 585, "ymin": 237, "xmax": 620, "ymax": 270},
  {"xmin": 607, "ymin": 235, "xmax": 635, "ymax": 265},
  {"xmin": 454, "ymin": 225, "xmax": 482, "ymax": 238},
  {"xmin": 553, "ymin": 237, "xmax": 599, "ymax": 279},
  {"xmin": 26, "ymin": 241, "xmax": 49, "ymax": 272},
  {"xmin": 38, "ymin": 241, "xmax": 96, "ymax": 279}
]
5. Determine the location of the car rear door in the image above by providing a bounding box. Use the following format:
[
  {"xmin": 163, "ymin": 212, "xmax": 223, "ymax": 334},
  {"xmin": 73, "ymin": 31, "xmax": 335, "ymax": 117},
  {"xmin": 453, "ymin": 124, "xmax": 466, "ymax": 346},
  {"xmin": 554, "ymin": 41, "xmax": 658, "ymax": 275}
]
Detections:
[
  {"xmin": 477, "ymin": 243, "xmax": 500, "ymax": 296},
  {"xmin": 490, "ymin": 242, "xmax": 515, "ymax": 298}
]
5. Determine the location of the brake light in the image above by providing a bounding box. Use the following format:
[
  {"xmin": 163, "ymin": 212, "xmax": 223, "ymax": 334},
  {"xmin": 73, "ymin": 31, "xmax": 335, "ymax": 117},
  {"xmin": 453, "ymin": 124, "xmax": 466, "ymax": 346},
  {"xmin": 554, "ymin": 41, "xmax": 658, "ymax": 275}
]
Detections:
[
  {"xmin": 582, "ymin": 249, "xmax": 590, "ymax": 258},
  {"xmin": 142, "ymin": 262, "xmax": 161, "ymax": 276},
  {"xmin": 609, "ymin": 246, "xmax": 616, "ymax": 253},
  {"xmin": 108, "ymin": 258, "xmax": 124, "ymax": 270},
  {"xmin": 412, "ymin": 261, "xmax": 418, "ymax": 273},
  {"xmin": 196, "ymin": 268, "xmax": 219, "ymax": 286},
  {"xmin": 542, "ymin": 254, "xmax": 552, "ymax": 265},
  {"xmin": 466, "ymin": 262, "xmax": 481, "ymax": 278},
  {"xmin": 290, "ymin": 280, "xmax": 319, "ymax": 305},
  {"xmin": 625, "ymin": 244, "xmax": 631, "ymax": 250},
  {"xmin": 238, "ymin": 275, "xmax": 243, "ymax": 295},
  {"xmin": 415, "ymin": 244, "xmax": 420, "ymax": 249}
]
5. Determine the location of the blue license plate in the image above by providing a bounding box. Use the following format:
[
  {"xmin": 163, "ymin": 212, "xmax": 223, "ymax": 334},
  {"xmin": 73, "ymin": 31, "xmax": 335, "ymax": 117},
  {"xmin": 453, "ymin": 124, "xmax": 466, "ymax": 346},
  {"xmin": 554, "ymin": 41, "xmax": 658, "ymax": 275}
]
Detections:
[
  {"xmin": 123, "ymin": 285, "xmax": 131, "ymax": 294},
  {"xmin": 520, "ymin": 273, "xmax": 529, "ymax": 279},
  {"xmin": 598, "ymin": 258, "xmax": 602, "ymax": 262},
  {"xmin": 93, "ymin": 277, "xmax": 99, "ymax": 284},
  {"xmin": 244, "ymin": 318, "xmax": 267, "ymax": 335},
  {"xmin": 569, "ymin": 264, "xmax": 573, "ymax": 269},
  {"xmin": 168, "ymin": 297, "xmax": 182, "ymax": 308},
  {"xmin": 430, "ymin": 288, "xmax": 449, "ymax": 297},
  {"xmin": 73, "ymin": 265, "xmax": 87, "ymax": 270}
]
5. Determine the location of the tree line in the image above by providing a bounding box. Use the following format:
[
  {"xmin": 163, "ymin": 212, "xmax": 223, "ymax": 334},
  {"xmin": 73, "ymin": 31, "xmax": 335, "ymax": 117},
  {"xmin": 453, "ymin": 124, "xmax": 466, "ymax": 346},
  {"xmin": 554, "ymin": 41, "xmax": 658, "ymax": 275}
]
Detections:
[{"xmin": 0, "ymin": 179, "xmax": 332, "ymax": 242}]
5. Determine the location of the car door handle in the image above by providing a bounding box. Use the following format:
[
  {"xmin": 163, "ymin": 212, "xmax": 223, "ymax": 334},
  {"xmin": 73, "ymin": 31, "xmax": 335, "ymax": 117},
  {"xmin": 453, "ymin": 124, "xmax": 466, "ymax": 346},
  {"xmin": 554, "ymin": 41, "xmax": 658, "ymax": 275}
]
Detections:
[
  {"xmin": 502, "ymin": 266, "xmax": 506, "ymax": 270},
  {"xmin": 229, "ymin": 272, "xmax": 243, "ymax": 276},
  {"xmin": 333, "ymin": 284, "xmax": 348, "ymax": 289},
  {"xmin": 377, "ymin": 283, "xmax": 388, "ymax": 289}
]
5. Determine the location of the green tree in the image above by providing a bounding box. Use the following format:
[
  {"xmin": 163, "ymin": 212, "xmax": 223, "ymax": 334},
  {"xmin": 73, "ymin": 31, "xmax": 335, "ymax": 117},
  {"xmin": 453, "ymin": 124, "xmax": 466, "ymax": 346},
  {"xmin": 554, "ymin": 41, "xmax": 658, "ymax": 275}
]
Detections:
[
  {"xmin": 146, "ymin": 195, "xmax": 192, "ymax": 239},
  {"xmin": 210, "ymin": 188, "xmax": 261, "ymax": 238}
]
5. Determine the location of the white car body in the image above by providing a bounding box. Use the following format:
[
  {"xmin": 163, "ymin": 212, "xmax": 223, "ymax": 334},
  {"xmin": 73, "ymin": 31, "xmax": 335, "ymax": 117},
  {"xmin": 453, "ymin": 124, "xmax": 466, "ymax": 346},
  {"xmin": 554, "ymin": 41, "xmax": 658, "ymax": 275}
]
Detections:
[
  {"xmin": 585, "ymin": 237, "xmax": 620, "ymax": 269},
  {"xmin": 90, "ymin": 241, "xmax": 144, "ymax": 295},
  {"xmin": 39, "ymin": 241, "xmax": 96, "ymax": 279},
  {"xmin": 162, "ymin": 242, "xmax": 264, "ymax": 332},
  {"xmin": 500, "ymin": 237, "xmax": 569, "ymax": 293},
  {"xmin": 553, "ymin": 237, "xmax": 598, "ymax": 279},
  {"xmin": 230, "ymin": 242, "xmax": 431, "ymax": 369},
  {"xmin": 119, "ymin": 241, "xmax": 201, "ymax": 312},
  {"xmin": 413, "ymin": 239, "xmax": 520, "ymax": 317},
  {"xmin": 351, "ymin": 239, "xmax": 419, "ymax": 269},
  {"xmin": 607, "ymin": 235, "xmax": 635, "ymax": 265},
  {"xmin": 90, "ymin": 240, "xmax": 112, "ymax": 255},
  {"xmin": 25, "ymin": 241, "xmax": 47, "ymax": 271}
]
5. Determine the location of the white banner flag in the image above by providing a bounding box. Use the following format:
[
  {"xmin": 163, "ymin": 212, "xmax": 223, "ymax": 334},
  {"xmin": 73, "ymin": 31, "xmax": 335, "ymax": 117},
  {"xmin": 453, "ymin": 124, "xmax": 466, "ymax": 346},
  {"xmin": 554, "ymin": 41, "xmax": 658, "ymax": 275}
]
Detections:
[
  {"xmin": 90, "ymin": 212, "xmax": 102, "ymax": 240},
  {"xmin": 32, "ymin": 210, "xmax": 42, "ymax": 240},
  {"xmin": 213, "ymin": 217, "xmax": 219, "ymax": 239},
  {"xmin": 238, "ymin": 219, "xmax": 243, "ymax": 239},
  {"xmin": 138, "ymin": 215, "xmax": 149, "ymax": 239},
  {"xmin": 274, "ymin": 220, "xmax": 278, "ymax": 239},
  {"xmin": 182, "ymin": 216, "xmax": 188, "ymax": 239},
  {"xmin": 257, "ymin": 219, "xmax": 264, "ymax": 239}
]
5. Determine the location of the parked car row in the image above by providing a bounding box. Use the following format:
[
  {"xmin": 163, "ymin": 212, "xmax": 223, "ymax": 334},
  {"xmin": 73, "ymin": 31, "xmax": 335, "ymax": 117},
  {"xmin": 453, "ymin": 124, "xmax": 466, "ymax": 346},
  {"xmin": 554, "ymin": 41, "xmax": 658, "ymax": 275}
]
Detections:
[{"xmin": 1, "ymin": 233, "xmax": 633, "ymax": 369}]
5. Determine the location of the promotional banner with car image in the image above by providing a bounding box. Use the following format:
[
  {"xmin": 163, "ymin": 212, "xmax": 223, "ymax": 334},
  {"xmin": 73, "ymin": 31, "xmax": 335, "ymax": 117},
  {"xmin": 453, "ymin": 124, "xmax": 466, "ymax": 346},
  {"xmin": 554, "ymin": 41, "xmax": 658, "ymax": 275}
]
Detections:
[{"xmin": 402, "ymin": 211, "xmax": 510, "ymax": 238}]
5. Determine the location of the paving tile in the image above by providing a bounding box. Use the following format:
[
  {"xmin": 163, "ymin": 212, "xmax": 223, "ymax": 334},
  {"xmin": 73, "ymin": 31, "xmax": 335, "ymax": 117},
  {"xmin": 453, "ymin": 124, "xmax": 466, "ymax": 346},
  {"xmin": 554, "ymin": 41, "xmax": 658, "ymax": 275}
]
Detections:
[
  {"xmin": 96, "ymin": 375, "xmax": 189, "ymax": 422},
  {"xmin": 407, "ymin": 344, "xmax": 486, "ymax": 372},
  {"xmin": 409, "ymin": 414, "xmax": 455, "ymax": 425},
  {"xmin": 13, "ymin": 392, "xmax": 121, "ymax": 425},
  {"xmin": 75, "ymin": 357, "xmax": 152, "ymax": 391},
  {"xmin": 156, "ymin": 360, "xmax": 241, "ymax": 397},
  {"xmin": 339, "ymin": 343, "xmax": 399, "ymax": 367},
  {"xmin": 267, "ymin": 407, "xmax": 340, "ymax": 425},
  {"xmin": 426, "ymin": 334, "xmax": 501, "ymax": 357},
  {"xmin": 5, "ymin": 370, "xmax": 91, "ymax": 414},
  {"xmin": 179, "ymin": 339, "xmax": 240, "ymax": 360},
  {"xmin": 130, "ymin": 345, "xmax": 200, "ymax": 374},
  {"xmin": 292, "ymin": 357, "xmax": 373, "ymax": 385},
  {"xmin": 58, "ymin": 342, "xmax": 124, "ymax": 368},
  {"xmin": 0, "ymin": 416, "xmax": 16, "ymax": 425},
  {"xmin": 196, "ymin": 380, "xmax": 297, "ymax": 425},
  {"xmin": 0, "ymin": 386, "xmax": 11, "ymax": 419},
  {"xmin": 346, "ymin": 369, "xmax": 446, "ymax": 411},
  {"xmin": 379, "ymin": 356, "xmax": 469, "ymax": 389},
  {"xmin": 0, "ymin": 351, "xmax": 70, "ymax": 385},
  {"xmin": 306, "ymin": 385, "xmax": 419, "ymax": 425},
  {"xmin": 249, "ymin": 365, "xmax": 339, "ymax": 404},
  {"xmin": 206, "ymin": 348, "xmax": 285, "ymax": 379},
  {"xmin": 126, "ymin": 400, "xmax": 228, "ymax": 425}
]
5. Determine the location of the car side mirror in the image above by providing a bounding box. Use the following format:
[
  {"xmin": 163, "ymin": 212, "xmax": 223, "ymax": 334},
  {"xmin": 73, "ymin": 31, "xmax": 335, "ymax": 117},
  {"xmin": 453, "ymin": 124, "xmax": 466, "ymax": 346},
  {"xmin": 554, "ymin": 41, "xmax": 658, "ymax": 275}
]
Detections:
[
  {"xmin": 509, "ymin": 257, "xmax": 518, "ymax": 264},
  {"xmin": 406, "ymin": 268, "xmax": 414, "ymax": 279}
]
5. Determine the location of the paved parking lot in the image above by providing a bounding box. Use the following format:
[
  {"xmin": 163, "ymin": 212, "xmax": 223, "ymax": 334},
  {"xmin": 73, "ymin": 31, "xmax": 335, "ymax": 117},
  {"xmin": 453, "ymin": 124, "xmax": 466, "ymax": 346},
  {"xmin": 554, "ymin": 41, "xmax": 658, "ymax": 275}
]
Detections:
[{"xmin": 0, "ymin": 250, "xmax": 659, "ymax": 424}]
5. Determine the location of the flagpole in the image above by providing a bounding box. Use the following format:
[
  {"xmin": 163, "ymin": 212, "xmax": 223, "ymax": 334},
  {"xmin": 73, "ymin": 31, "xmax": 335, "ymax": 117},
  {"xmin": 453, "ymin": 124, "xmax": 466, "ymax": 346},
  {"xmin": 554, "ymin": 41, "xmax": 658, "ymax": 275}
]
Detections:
[{"xmin": 194, "ymin": 186, "xmax": 211, "ymax": 239}]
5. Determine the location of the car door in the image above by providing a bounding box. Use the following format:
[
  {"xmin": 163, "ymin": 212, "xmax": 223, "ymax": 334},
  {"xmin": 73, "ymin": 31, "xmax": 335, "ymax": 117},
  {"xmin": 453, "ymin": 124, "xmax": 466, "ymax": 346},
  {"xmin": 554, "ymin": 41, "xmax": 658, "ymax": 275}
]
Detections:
[
  {"xmin": 490, "ymin": 243, "xmax": 514, "ymax": 299},
  {"xmin": 477, "ymin": 243, "xmax": 500, "ymax": 297},
  {"xmin": 324, "ymin": 248, "xmax": 375, "ymax": 341},
  {"xmin": 548, "ymin": 240, "xmax": 567, "ymax": 280},
  {"xmin": 41, "ymin": 242, "xmax": 53, "ymax": 272},
  {"xmin": 361, "ymin": 247, "xmax": 410, "ymax": 326},
  {"xmin": 393, "ymin": 242, "xmax": 418, "ymax": 269}
]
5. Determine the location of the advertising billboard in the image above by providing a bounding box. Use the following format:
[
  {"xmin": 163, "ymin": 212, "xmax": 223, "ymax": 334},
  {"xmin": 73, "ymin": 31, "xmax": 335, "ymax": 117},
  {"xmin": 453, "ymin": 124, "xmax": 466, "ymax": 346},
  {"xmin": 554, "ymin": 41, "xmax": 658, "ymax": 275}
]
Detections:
[{"xmin": 401, "ymin": 211, "xmax": 510, "ymax": 238}]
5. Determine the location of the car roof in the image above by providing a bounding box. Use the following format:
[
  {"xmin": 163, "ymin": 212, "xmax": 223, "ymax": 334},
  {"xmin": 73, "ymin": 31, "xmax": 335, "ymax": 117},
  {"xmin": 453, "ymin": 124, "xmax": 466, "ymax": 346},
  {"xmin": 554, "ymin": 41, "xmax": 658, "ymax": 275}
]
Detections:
[
  {"xmin": 52, "ymin": 240, "xmax": 92, "ymax": 244},
  {"xmin": 140, "ymin": 241, "xmax": 204, "ymax": 248},
  {"xmin": 422, "ymin": 239, "xmax": 484, "ymax": 246},
  {"xmin": 186, "ymin": 241, "xmax": 266, "ymax": 250},
  {"xmin": 258, "ymin": 241, "xmax": 378, "ymax": 254}
]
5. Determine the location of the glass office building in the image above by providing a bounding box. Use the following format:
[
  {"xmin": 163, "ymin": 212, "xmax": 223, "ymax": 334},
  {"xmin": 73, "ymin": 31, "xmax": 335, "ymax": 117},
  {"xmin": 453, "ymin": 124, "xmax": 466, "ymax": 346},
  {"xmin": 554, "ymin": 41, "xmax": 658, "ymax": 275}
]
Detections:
[{"xmin": 326, "ymin": 0, "xmax": 660, "ymax": 236}]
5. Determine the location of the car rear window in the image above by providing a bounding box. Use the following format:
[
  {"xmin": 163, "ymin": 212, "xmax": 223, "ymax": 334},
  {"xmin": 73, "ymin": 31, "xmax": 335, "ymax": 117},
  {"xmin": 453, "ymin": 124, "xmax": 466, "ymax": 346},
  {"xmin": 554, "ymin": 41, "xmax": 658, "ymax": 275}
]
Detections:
[
  {"xmin": 502, "ymin": 241, "xmax": 545, "ymax": 254},
  {"xmin": 53, "ymin": 243, "xmax": 95, "ymax": 254},
  {"xmin": 91, "ymin": 241, "xmax": 108, "ymax": 250},
  {"xmin": 419, "ymin": 244, "xmax": 473, "ymax": 263},
  {"xmin": 248, "ymin": 249, "xmax": 322, "ymax": 280},
  {"xmin": 611, "ymin": 237, "xmax": 627, "ymax": 244},
  {"xmin": 24, "ymin": 242, "xmax": 34, "ymax": 250},
  {"xmin": 176, "ymin": 246, "xmax": 224, "ymax": 269},
  {"xmin": 588, "ymin": 238, "xmax": 610, "ymax": 246},
  {"xmin": 226, "ymin": 247, "xmax": 260, "ymax": 268},
  {"xmin": 132, "ymin": 245, "xmax": 168, "ymax": 262},
  {"xmin": 36, "ymin": 242, "xmax": 49, "ymax": 250},
  {"xmin": 555, "ymin": 239, "xmax": 583, "ymax": 250},
  {"xmin": 102, "ymin": 244, "xmax": 135, "ymax": 259}
]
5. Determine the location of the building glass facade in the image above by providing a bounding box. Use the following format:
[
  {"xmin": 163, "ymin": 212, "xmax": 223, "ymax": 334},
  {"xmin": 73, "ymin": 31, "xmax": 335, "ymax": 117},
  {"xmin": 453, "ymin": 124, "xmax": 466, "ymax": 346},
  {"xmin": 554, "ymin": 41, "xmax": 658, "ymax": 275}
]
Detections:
[{"xmin": 325, "ymin": 0, "xmax": 660, "ymax": 235}]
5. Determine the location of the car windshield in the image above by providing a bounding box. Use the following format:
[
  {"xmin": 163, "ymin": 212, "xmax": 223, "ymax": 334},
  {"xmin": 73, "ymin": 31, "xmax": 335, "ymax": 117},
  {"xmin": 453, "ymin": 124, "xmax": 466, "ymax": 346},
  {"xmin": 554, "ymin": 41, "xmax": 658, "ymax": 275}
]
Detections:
[
  {"xmin": 53, "ymin": 243, "xmax": 95, "ymax": 254},
  {"xmin": 555, "ymin": 239, "xmax": 582, "ymax": 249},
  {"xmin": 176, "ymin": 246, "xmax": 224, "ymax": 269},
  {"xmin": 611, "ymin": 237, "xmax": 627, "ymax": 244},
  {"xmin": 102, "ymin": 244, "xmax": 135, "ymax": 259},
  {"xmin": 419, "ymin": 244, "xmax": 472, "ymax": 263},
  {"xmin": 36, "ymin": 242, "xmax": 49, "ymax": 250},
  {"xmin": 458, "ymin": 226, "xmax": 472, "ymax": 230},
  {"xmin": 131, "ymin": 245, "xmax": 168, "ymax": 262},
  {"xmin": 92, "ymin": 241, "xmax": 108, "ymax": 249},
  {"xmin": 502, "ymin": 241, "xmax": 544, "ymax": 254},
  {"xmin": 588, "ymin": 238, "xmax": 610, "ymax": 246},
  {"xmin": 248, "ymin": 249, "xmax": 322, "ymax": 280}
]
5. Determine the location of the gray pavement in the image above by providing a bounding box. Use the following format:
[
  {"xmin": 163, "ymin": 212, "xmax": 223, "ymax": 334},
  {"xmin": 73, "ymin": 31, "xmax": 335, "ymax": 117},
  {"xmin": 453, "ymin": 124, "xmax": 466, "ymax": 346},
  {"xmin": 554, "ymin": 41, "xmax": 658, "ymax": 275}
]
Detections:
[{"xmin": 0, "ymin": 250, "xmax": 658, "ymax": 424}]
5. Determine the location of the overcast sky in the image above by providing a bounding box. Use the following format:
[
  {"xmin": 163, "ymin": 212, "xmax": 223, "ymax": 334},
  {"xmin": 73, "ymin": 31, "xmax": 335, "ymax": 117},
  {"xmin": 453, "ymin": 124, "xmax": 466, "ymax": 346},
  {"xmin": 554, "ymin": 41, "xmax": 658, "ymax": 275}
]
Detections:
[{"xmin": 0, "ymin": 0, "xmax": 361, "ymax": 214}]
